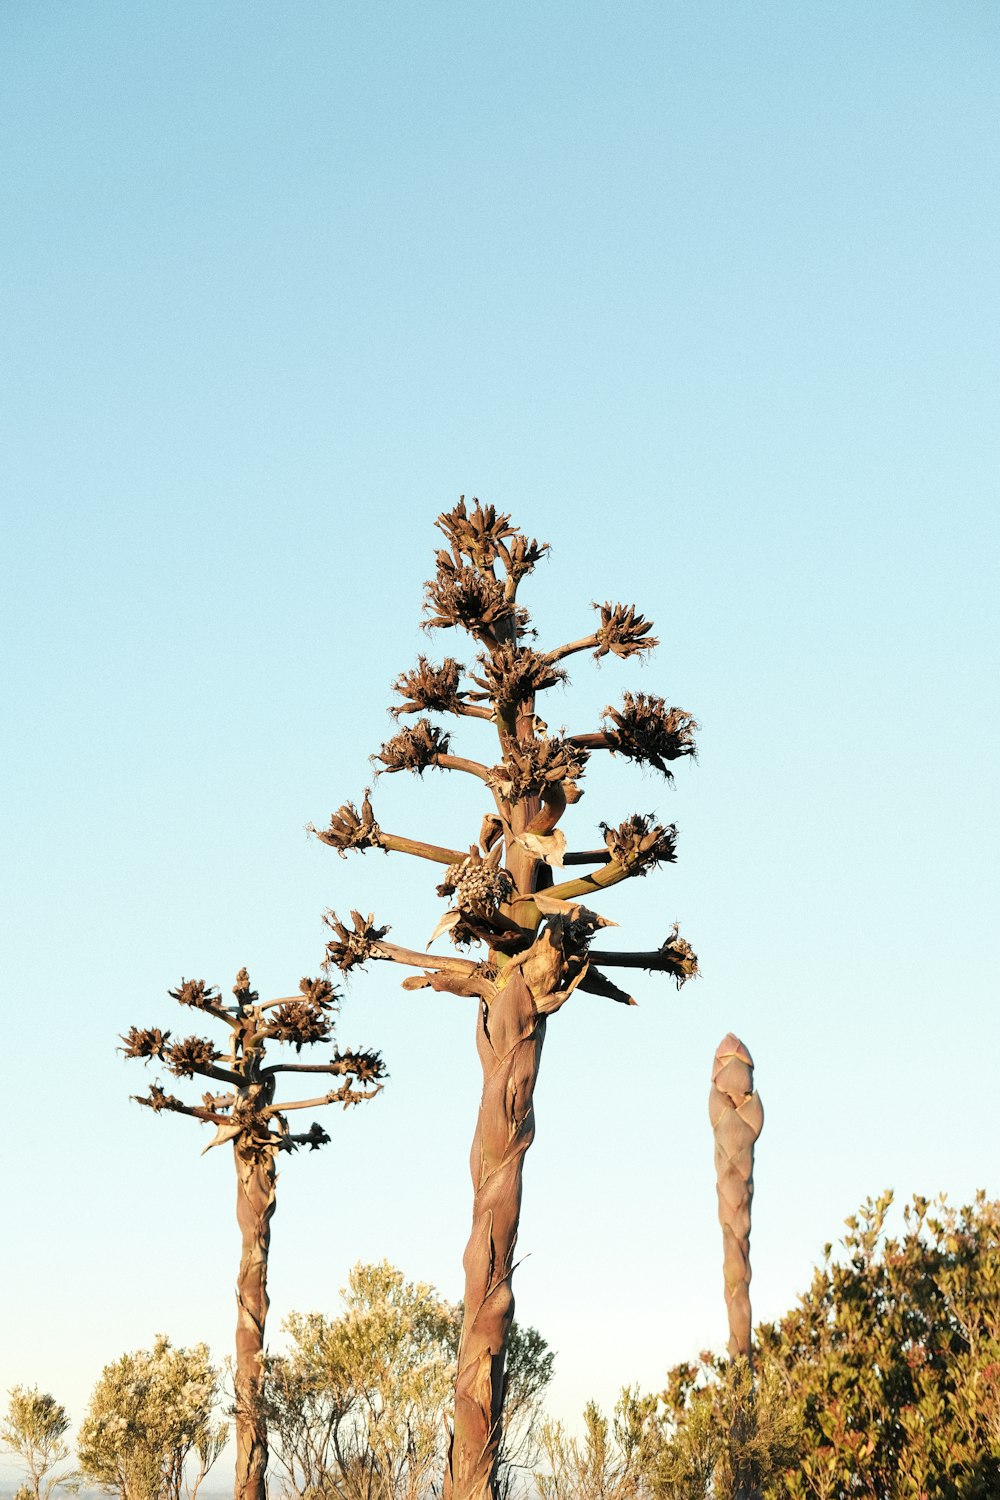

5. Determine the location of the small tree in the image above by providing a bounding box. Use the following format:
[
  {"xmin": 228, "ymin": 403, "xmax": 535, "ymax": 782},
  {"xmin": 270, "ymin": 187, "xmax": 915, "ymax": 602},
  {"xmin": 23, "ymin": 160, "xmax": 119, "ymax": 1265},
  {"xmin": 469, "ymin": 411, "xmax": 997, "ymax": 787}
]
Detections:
[
  {"xmin": 121, "ymin": 969, "xmax": 385, "ymax": 1500},
  {"xmin": 76, "ymin": 1336, "xmax": 225, "ymax": 1500},
  {"xmin": 2, "ymin": 1387, "xmax": 74, "ymax": 1500},
  {"xmin": 266, "ymin": 1261, "xmax": 553, "ymax": 1500},
  {"xmin": 314, "ymin": 499, "xmax": 698, "ymax": 1498}
]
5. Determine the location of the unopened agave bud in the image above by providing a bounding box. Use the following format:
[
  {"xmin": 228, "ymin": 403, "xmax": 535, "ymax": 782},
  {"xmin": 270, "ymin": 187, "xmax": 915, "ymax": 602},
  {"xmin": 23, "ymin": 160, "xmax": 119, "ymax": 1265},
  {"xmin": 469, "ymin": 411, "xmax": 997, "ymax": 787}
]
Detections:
[
  {"xmin": 710, "ymin": 1033, "xmax": 764, "ymax": 1360},
  {"xmin": 602, "ymin": 692, "xmax": 698, "ymax": 776},
  {"xmin": 376, "ymin": 719, "xmax": 450, "ymax": 774},
  {"xmin": 593, "ymin": 601, "xmax": 659, "ymax": 659}
]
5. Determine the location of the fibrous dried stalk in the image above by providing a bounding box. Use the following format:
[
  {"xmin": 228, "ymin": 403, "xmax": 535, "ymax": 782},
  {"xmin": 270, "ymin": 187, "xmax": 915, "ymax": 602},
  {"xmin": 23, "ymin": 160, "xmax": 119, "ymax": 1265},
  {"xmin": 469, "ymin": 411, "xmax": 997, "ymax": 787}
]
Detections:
[{"xmin": 315, "ymin": 498, "xmax": 699, "ymax": 1500}]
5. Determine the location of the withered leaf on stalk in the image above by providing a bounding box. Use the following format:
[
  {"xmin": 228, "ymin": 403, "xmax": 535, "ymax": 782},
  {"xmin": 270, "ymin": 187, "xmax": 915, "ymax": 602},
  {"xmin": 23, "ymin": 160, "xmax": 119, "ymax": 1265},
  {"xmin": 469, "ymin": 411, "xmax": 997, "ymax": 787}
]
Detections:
[
  {"xmin": 322, "ymin": 909, "xmax": 390, "ymax": 972},
  {"xmin": 468, "ymin": 643, "xmax": 565, "ymax": 711},
  {"xmin": 391, "ymin": 656, "xmax": 467, "ymax": 717},
  {"xmin": 602, "ymin": 691, "xmax": 698, "ymax": 776},
  {"xmin": 600, "ymin": 813, "xmax": 678, "ymax": 873},
  {"xmin": 488, "ymin": 736, "xmax": 589, "ymax": 801},
  {"xmin": 309, "ymin": 791, "xmax": 382, "ymax": 856},
  {"xmin": 376, "ymin": 719, "xmax": 451, "ymax": 775},
  {"xmin": 593, "ymin": 601, "xmax": 659, "ymax": 660}
]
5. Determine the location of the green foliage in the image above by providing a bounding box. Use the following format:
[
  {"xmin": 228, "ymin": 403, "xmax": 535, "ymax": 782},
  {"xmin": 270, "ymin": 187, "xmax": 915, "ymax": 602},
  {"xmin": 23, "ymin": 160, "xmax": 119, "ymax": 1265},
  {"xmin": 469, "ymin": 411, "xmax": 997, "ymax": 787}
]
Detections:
[
  {"xmin": 757, "ymin": 1191, "xmax": 1000, "ymax": 1499},
  {"xmin": 535, "ymin": 1391, "xmax": 653, "ymax": 1500},
  {"xmin": 266, "ymin": 1261, "xmax": 553, "ymax": 1500},
  {"xmin": 1, "ymin": 1387, "xmax": 75, "ymax": 1500},
  {"xmin": 76, "ymin": 1336, "xmax": 226, "ymax": 1500}
]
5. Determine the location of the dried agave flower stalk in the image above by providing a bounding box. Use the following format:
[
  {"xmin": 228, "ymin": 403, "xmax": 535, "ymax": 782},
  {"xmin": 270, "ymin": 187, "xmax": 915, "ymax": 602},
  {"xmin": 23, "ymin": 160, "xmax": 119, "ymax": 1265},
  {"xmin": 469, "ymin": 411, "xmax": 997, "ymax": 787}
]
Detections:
[
  {"xmin": 709, "ymin": 1034, "xmax": 764, "ymax": 1361},
  {"xmin": 314, "ymin": 497, "xmax": 699, "ymax": 1500},
  {"xmin": 121, "ymin": 968, "xmax": 385, "ymax": 1500}
]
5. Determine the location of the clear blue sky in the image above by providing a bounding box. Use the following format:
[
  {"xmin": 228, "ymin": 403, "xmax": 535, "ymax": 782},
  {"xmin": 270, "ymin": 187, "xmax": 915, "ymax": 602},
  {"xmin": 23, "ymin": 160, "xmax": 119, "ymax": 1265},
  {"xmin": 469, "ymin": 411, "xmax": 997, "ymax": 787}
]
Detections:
[{"xmin": 2, "ymin": 0, "xmax": 998, "ymax": 1463}]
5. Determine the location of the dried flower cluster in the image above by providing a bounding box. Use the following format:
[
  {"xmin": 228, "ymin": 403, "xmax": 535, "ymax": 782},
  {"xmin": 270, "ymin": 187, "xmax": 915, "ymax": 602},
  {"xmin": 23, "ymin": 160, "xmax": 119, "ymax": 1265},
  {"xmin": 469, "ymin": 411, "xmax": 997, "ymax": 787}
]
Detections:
[
  {"xmin": 392, "ymin": 657, "xmax": 466, "ymax": 716},
  {"xmin": 469, "ymin": 644, "xmax": 565, "ymax": 711},
  {"xmin": 600, "ymin": 813, "xmax": 679, "ymax": 873},
  {"xmin": 322, "ymin": 909, "xmax": 391, "ymax": 972},
  {"xmin": 602, "ymin": 692, "xmax": 698, "ymax": 775},
  {"xmin": 376, "ymin": 719, "xmax": 451, "ymax": 775},
  {"xmin": 488, "ymin": 736, "xmax": 589, "ymax": 801},
  {"xmin": 311, "ymin": 794, "xmax": 382, "ymax": 857},
  {"xmin": 592, "ymin": 601, "xmax": 659, "ymax": 659}
]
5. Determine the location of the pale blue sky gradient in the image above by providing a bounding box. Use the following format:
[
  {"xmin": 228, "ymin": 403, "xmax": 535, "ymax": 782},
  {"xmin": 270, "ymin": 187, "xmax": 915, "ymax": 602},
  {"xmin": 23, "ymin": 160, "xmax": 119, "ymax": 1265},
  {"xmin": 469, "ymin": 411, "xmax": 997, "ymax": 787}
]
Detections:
[{"xmin": 2, "ymin": 0, "xmax": 998, "ymax": 1461}]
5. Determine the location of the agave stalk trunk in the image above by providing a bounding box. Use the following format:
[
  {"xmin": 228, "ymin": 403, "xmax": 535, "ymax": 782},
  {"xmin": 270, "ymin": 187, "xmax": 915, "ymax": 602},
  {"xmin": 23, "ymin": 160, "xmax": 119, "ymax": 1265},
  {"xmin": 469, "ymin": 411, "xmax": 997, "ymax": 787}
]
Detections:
[
  {"xmin": 445, "ymin": 966, "xmax": 545, "ymax": 1500},
  {"xmin": 233, "ymin": 1144, "xmax": 276, "ymax": 1500}
]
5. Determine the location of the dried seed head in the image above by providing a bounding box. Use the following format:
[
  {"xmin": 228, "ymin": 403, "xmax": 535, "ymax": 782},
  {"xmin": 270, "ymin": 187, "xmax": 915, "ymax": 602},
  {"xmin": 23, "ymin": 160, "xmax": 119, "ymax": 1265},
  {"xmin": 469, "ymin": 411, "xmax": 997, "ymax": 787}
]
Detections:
[
  {"xmin": 600, "ymin": 813, "xmax": 678, "ymax": 873},
  {"xmin": 120, "ymin": 1025, "xmax": 171, "ymax": 1060},
  {"xmin": 602, "ymin": 692, "xmax": 698, "ymax": 775},
  {"xmin": 163, "ymin": 1035, "xmax": 223, "ymax": 1078},
  {"xmin": 168, "ymin": 978, "xmax": 222, "ymax": 1011},
  {"xmin": 310, "ymin": 791, "xmax": 382, "ymax": 856},
  {"xmin": 376, "ymin": 719, "xmax": 450, "ymax": 775},
  {"xmin": 469, "ymin": 644, "xmax": 565, "ymax": 711},
  {"xmin": 323, "ymin": 909, "xmax": 390, "ymax": 972},
  {"xmin": 489, "ymin": 736, "xmax": 589, "ymax": 802},
  {"xmin": 391, "ymin": 656, "xmax": 466, "ymax": 717},
  {"xmin": 136, "ymin": 1082, "xmax": 184, "ymax": 1113},
  {"xmin": 437, "ymin": 852, "xmax": 515, "ymax": 915},
  {"xmin": 496, "ymin": 531, "xmax": 548, "ymax": 584},
  {"xmin": 593, "ymin": 602, "xmax": 659, "ymax": 660}
]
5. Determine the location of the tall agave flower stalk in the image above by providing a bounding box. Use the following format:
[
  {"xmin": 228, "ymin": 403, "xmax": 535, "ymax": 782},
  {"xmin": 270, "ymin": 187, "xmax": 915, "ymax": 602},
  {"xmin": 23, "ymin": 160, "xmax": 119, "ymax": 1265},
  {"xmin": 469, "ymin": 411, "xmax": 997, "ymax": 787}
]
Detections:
[
  {"xmin": 314, "ymin": 499, "xmax": 699, "ymax": 1500},
  {"xmin": 709, "ymin": 1033, "xmax": 763, "ymax": 1361},
  {"xmin": 121, "ymin": 969, "xmax": 385, "ymax": 1500}
]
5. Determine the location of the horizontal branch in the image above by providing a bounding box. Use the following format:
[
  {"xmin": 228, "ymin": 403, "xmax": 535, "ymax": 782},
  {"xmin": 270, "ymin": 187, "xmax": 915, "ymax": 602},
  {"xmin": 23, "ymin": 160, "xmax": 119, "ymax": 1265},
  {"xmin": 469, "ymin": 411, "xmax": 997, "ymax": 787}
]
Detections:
[
  {"xmin": 268, "ymin": 1084, "xmax": 382, "ymax": 1115},
  {"xmin": 379, "ymin": 941, "xmax": 481, "ymax": 974},
  {"xmin": 380, "ymin": 831, "xmax": 467, "ymax": 865},
  {"xmin": 544, "ymin": 633, "xmax": 600, "ymax": 664},
  {"xmin": 517, "ymin": 857, "xmax": 632, "ymax": 907},
  {"xmin": 566, "ymin": 732, "xmax": 609, "ymax": 750},
  {"xmin": 561, "ymin": 849, "xmax": 613, "ymax": 866},
  {"xmin": 589, "ymin": 949, "xmax": 683, "ymax": 968},
  {"xmin": 432, "ymin": 752, "xmax": 493, "ymax": 784},
  {"xmin": 134, "ymin": 1095, "xmax": 227, "ymax": 1126}
]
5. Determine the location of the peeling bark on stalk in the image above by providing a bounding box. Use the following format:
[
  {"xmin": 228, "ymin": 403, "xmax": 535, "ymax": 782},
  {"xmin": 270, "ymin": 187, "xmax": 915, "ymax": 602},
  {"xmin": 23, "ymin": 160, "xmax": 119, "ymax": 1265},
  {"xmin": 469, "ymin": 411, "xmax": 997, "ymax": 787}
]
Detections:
[
  {"xmin": 233, "ymin": 1147, "xmax": 275, "ymax": 1500},
  {"xmin": 446, "ymin": 970, "xmax": 545, "ymax": 1500}
]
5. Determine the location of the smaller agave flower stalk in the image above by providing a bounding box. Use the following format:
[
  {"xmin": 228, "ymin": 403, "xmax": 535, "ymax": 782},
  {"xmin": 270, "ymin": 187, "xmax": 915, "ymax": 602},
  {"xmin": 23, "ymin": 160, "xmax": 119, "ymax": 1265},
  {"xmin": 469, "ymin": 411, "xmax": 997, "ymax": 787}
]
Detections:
[
  {"xmin": 121, "ymin": 970, "xmax": 385, "ymax": 1500},
  {"xmin": 709, "ymin": 1034, "xmax": 763, "ymax": 1362}
]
